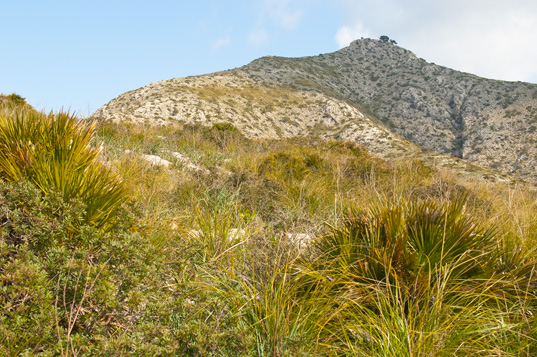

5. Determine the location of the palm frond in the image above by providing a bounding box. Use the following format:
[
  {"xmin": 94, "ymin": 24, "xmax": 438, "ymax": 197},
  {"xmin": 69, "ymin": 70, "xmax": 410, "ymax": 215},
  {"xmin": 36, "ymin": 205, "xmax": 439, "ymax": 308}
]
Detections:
[{"xmin": 0, "ymin": 108, "xmax": 127, "ymax": 231}]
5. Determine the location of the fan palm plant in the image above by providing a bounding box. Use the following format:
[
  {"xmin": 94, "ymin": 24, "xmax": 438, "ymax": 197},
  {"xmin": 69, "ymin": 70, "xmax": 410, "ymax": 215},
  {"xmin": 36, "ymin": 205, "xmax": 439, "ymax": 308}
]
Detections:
[
  {"xmin": 406, "ymin": 194, "xmax": 497, "ymax": 279},
  {"xmin": 311, "ymin": 203, "xmax": 413, "ymax": 283},
  {"xmin": 303, "ymin": 196, "xmax": 534, "ymax": 354},
  {"xmin": 0, "ymin": 108, "xmax": 126, "ymax": 231},
  {"xmin": 309, "ymin": 194, "xmax": 498, "ymax": 287}
]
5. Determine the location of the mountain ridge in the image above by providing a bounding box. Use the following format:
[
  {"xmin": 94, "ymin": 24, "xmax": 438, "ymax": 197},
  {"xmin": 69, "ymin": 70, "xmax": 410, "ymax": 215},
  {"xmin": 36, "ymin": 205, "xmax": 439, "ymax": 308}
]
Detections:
[{"xmin": 93, "ymin": 38, "xmax": 537, "ymax": 183}]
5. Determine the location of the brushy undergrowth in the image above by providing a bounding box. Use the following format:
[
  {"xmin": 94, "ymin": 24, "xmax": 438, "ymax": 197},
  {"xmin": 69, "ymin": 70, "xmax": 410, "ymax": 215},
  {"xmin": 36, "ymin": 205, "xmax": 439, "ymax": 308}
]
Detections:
[
  {"xmin": 0, "ymin": 106, "xmax": 126, "ymax": 231},
  {"xmin": 1, "ymin": 97, "xmax": 537, "ymax": 355}
]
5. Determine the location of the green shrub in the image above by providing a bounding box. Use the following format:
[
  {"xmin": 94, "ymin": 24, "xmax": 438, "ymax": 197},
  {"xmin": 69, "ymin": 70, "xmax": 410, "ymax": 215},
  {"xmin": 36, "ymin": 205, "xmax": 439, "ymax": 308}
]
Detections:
[
  {"xmin": 213, "ymin": 122, "xmax": 237, "ymax": 132},
  {"xmin": 0, "ymin": 180, "xmax": 169, "ymax": 355},
  {"xmin": 0, "ymin": 93, "xmax": 35, "ymax": 112},
  {"xmin": 310, "ymin": 194, "xmax": 498, "ymax": 285},
  {"xmin": 0, "ymin": 109, "xmax": 126, "ymax": 231},
  {"xmin": 258, "ymin": 150, "xmax": 326, "ymax": 182}
]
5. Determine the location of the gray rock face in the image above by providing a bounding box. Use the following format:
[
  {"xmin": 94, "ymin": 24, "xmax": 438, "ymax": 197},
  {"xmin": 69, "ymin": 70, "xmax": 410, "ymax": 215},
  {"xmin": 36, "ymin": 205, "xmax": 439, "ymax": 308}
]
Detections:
[
  {"xmin": 241, "ymin": 38, "xmax": 537, "ymax": 182},
  {"xmin": 94, "ymin": 38, "xmax": 537, "ymax": 182}
]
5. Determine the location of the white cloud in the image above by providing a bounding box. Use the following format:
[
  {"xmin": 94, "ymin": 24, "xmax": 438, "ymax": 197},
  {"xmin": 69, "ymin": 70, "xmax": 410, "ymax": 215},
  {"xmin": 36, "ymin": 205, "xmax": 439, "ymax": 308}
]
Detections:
[
  {"xmin": 263, "ymin": 0, "xmax": 303, "ymax": 30},
  {"xmin": 248, "ymin": 29, "xmax": 269, "ymax": 46},
  {"xmin": 335, "ymin": 0, "xmax": 537, "ymax": 82},
  {"xmin": 247, "ymin": 0, "xmax": 304, "ymax": 48},
  {"xmin": 211, "ymin": 35, "xmax": 231, "ymax": 51},
  {"xmin": 335, "ymin": 23, "xmax": 369, "ymax": 48}
]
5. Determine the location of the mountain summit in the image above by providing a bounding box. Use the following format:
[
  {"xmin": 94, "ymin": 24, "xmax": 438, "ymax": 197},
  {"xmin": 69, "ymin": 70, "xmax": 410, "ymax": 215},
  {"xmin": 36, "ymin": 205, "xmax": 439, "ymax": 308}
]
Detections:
[{"xmin": 94, "ymin": 38, "xmax": 537, "ymax": 182}]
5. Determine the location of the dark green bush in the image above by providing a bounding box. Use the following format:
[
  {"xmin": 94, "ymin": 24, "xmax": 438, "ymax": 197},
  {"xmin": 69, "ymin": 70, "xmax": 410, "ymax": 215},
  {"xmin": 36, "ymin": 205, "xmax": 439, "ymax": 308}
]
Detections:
[{"xmin": 0, "ymin": 180, "xmax": 168, "ymax": 355}]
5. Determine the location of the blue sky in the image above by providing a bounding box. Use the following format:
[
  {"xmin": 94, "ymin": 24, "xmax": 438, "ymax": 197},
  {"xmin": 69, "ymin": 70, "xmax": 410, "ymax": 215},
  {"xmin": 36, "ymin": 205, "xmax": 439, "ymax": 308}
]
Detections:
[{"xmin": 2, "ymin": 0, "xmax": 537, "ymax": 116}]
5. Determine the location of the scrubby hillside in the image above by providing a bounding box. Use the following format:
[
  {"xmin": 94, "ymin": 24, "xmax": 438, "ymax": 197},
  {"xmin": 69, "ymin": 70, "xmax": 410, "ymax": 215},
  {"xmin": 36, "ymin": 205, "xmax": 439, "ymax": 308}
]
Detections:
[
  {"xmin": 242, "ymin": 38, "xmax": 537, "ymax": 181},
  {"xmin": 2, "ymin": 97, "xmax": 537, "ymax": 354},
  {"xmin": 0, "ymin": 93, "xmax": 36, "ymax": 112},
  {"xmin": 93, "ymin": 72, "xmax": 418, "ymax": 159},
  {"xmin": 94, "ymin": 38, "xmax": 537, "ymax": 182}
]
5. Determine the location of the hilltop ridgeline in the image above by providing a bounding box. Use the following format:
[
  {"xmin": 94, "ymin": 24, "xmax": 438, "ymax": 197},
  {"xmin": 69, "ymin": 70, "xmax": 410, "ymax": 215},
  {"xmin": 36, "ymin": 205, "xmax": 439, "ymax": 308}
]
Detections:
[{"xmin": 94, "ymin": 38, "xmax": 537, "ymax": 182}]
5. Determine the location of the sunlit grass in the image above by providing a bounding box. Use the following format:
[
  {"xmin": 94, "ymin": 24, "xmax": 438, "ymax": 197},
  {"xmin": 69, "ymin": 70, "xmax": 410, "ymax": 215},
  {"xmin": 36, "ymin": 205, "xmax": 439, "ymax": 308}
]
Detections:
[
  {"xmin": 2, "ymin": 104, "xmax": 536, "ymax": 354},
  {"xmin": 95, "ymin": 119, "xmax": 537, "ymax": 355},
  {"xmin": 0, "ymin": 109, "xmax": 126, "ymax": 231}
]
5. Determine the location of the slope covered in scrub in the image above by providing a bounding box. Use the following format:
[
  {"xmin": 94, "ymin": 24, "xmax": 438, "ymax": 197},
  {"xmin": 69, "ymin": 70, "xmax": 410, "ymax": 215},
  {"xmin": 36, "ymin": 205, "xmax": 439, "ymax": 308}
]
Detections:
[{"xmin": 2, "ymin": 96, "xmax": 537, "ymax": 354}]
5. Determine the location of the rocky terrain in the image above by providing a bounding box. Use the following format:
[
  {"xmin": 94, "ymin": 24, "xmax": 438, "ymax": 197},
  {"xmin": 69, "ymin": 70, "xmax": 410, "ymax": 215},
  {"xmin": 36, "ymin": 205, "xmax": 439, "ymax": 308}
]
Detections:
[
  {"xmin": 5, "ymin": 39, "xmax": 537, "ymax": 356},
  {"xmin": 94, "ymin": 38, "xmax": 537, "ymax": 182},
  {"xmin": 93, "ymin": 72, "xmax": 418, "ymax": 159}
]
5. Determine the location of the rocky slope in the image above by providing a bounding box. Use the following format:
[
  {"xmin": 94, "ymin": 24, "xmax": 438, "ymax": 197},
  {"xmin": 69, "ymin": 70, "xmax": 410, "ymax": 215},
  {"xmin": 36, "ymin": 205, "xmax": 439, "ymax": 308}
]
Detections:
[
  {"xmin": 93, "ymin": 71, "xmax": 418, "ymax": 159},
  {"xmin": 241, "ymin": 39, "xmax": 537, "ymax": 182},
  {"xmin": 93, "ymin": 38, "xmax": 537, "ymax": 182}
]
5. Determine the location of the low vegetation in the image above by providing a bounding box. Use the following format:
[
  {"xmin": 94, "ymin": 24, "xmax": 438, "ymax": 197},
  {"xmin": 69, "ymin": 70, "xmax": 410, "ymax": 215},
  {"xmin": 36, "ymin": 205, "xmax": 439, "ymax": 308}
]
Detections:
[
  {"xmin": 0, "ymin": 108, "xmax": 125, "ymax": 231},
  {"xmin": 1, "ymin": 97, "xmax": 536, "ymax": 355}
]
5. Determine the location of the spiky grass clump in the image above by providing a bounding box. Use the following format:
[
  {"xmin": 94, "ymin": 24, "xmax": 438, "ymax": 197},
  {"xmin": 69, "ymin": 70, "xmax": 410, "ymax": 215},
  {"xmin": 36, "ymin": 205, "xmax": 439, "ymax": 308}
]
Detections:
[
  {"xmin": 300, "ymin": 195, "xmax": 537, "ymax": 354},
  {"xmin": 0, "ymin": 109, "xmax": 126, "ymax": 230},
  {"xmin": 320, "ymin": 271, "xmax": 532, "ymax": 356},
  {"xmin": 311, "ymin": 194, "xmax": 498, "ymax": 285},
  {"xmin": 205, "ymin": 241, "xmax": 331, "ymax": 356}
]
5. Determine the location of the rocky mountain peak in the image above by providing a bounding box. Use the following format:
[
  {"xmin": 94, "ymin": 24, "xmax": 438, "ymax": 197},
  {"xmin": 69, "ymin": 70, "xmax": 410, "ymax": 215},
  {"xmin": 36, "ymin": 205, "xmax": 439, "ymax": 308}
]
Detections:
[
  {"xmin": 93, "ymin": 38, "xmax": 537, "ymax": 183},
  {"xmin": 348, "ymin": 37, "xmax": 417, "ymax": 60}
]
